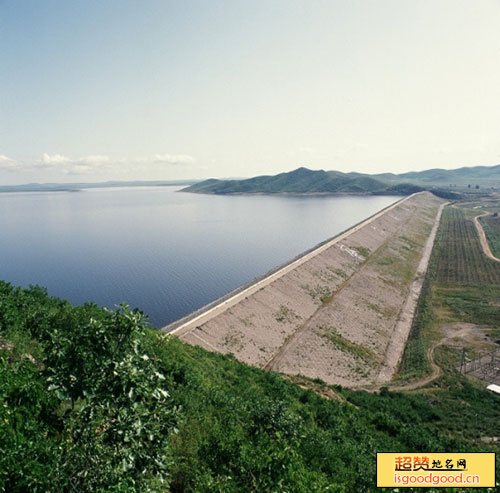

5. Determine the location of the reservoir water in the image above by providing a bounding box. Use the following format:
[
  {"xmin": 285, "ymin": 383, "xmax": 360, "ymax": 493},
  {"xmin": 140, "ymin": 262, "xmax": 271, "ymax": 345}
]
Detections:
[{"xmin": 0, "ymin": 186, "xmax": 398, "ymax": 327}]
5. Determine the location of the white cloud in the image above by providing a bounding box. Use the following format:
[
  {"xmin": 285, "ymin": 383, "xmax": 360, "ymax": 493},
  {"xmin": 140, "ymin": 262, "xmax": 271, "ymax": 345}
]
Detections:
[
  {"xmin": 41, "ymin": 153, "xmax": 110, "ymax": 167},
  {"xmin": 40, "ymin": 152, "xmax": 195, "ymax": 169},
  {"xmin": 42, "ymin": 153, "xmax": 71, "ymax": 165},
  {"xmin": 152, "ymin": 153, "xmax": 195, "ymax": 165},
  {"xmin": 38, "ymin": 153, "xmax": 112, "ymax": 174},
  {"xmin": 0, "ymin": 154, "xmax": 20, "ymax": 170},
  {"xmin": 0, "ymin": 152, "xmax": 197, "ymax": 179},
  {"xmin": 61, "ymin": 165, "xmax": 94, "ymax": 175},
  {"xmin": 78, "ymin": 155, "xmax": 110, "ymax": 165}
]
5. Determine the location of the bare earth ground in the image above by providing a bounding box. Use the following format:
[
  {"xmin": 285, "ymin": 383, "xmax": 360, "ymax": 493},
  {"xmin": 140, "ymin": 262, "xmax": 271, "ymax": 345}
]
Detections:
[{"xmin": 167, "ymin": 192, "xmax": 444, "ymax": 387}]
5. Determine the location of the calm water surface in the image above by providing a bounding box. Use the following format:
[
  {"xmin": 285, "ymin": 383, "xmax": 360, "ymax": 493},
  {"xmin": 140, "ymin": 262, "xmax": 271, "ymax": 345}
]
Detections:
[{"xmin": 0, "ymin": 186, "xmax": 398, "ymax": 327}]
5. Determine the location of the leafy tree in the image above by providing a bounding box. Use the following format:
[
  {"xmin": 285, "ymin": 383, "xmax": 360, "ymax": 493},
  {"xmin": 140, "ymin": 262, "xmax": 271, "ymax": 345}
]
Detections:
[{"xmin": 46, "ymin": 305, "xmax": 178, "ymax": 491}]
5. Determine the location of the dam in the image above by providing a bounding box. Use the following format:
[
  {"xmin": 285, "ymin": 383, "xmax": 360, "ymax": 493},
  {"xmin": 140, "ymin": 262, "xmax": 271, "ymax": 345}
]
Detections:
[{"xmin": 164, "ymin": 192, "xmax": 445, "ymax": 387}]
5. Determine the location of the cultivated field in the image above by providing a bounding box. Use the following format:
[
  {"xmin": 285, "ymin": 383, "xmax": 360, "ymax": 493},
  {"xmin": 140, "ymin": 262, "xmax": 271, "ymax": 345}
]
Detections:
[
  {"xmin": 436, "ymin": 207, "xmax": 500, "ymax": 284},
  {"xmin": 398, "ymin": 199, "xmax": 500, "ymax": 387}
]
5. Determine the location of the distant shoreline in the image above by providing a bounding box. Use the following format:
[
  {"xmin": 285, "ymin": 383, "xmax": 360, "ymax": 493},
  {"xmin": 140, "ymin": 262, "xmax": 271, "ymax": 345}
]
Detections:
[
  {"xmin": 0, "ymin": 181, "xmax": 198, "ymax": 194},
  {"xmin": 0, "ymin": 188, "xmax": 81, "ymax": 194},
  {"xmin": 182, "ymin": 189, "xmax": 404, "ymax": 197}
]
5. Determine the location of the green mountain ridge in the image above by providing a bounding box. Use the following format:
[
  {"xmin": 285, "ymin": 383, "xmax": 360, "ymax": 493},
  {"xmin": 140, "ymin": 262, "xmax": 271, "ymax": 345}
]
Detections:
[{"xmin": 183, "ymin": 164, "xmax": 500, "ymax": 196}]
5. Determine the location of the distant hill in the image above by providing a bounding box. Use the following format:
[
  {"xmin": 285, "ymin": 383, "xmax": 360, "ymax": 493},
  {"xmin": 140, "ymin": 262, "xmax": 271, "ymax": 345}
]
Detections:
[
  {"xmin": 375, "ymin": 163, "xmax": 500, "ymax": 187},
  {"xmin": 185, "ymin": 167, "xmax": 391, "ymax": 194},
  {"xmin": 0, "ymin": 179, "xmax": 198, "ymax": 194},
  {"xmin": 183, "ymin": 164, "xmax": 499, "ymax": 197}
]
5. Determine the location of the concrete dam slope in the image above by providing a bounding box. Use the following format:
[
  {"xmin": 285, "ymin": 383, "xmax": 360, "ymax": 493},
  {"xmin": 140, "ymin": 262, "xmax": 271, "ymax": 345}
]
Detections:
[{"xmin": 165, "ymin": 192, "xmax": 445, "ymax": 387}]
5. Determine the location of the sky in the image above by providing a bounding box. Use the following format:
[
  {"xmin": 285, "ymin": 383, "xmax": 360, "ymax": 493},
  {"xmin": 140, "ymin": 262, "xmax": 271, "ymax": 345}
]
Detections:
[{"xmin": 2, "ymin": 0, "xmax": 500, "ymax": 185}]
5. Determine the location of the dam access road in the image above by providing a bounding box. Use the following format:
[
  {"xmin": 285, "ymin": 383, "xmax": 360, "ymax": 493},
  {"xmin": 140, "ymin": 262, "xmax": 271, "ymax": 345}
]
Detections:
[{"xmin": 164, "ymin": 192, "xmax": 445, "ymax": 387}]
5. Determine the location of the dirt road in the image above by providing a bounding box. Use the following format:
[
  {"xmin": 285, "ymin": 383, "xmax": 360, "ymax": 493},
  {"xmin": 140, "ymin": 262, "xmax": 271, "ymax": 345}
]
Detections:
[
  {"xmin": 473, "ymin": 213, "xmax": 500, "ymax": 263},
  {"xmin": 376, "ymin": 201, "xmax": 448, "ymax": 383}
]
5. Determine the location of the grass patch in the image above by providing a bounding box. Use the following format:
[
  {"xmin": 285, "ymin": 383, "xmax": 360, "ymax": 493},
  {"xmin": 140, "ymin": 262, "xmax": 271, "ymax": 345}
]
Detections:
[
  {"xmin": 326, "ymin": 266, "xmax": 348, "ymax": 280},
  {"xmin": 397, "ymin": 271, "xmax": 434, "ymax": 381},
  {"xmin": 351, "ymin": 245, "xmax": 370, "ymax": 258},
  {"xmin": 274, "ymin": 304, "xmax": 299, "ymax": 323},
  {"xmin": 301, "ymin": 284, "xmax": 332, "ymax": 304},
  {"xmin": 320, "ymin": 326, "xmax": 376, "ymax": 365},
  {"xmin": 437, "ymin": 284, "xmax": 500, "ymax": 328},
  {"xmin": 480, "ymin": 215, "xmax": 500, "ymax": 258}
]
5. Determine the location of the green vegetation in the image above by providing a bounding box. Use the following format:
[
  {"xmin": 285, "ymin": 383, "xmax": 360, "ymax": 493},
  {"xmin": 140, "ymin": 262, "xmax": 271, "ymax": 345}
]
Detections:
[
  {"xmin": 301, "ymin": 283, "xmax": 332, "ymax": 304},
  {"xmin": 1, "ymin": 280, "xmax": 499, "ymax": 491},
  {"xmin": 0, "ymin": 286, "xmax": 176, "ymax": 491},
  {"xmin": 320, "ymin": 326, "xmax": 376, "ymax": 365},
  {"xmin": 481, "ymin": 214, "xmax": 500, "ymax": 258},
  {"xmin": 182, "ymin": 164, "xmax": 500, "ymax": 196},
  {"xmin": 327, "ymin": 266, "xmax": 348, "ymax": 280},
  {"xmin": 378, "ymin": 163, "xmax": 500, "ymax": 189},
  {"xmin": 436, "ymin": 208, "xmax": 500, "ymax": 284},
  {"xmin": 398, "ymin": 259, "xmax": 435, "ymax": 380},
  {"xmin": 352, "ymin": 246, "xmax": 371, "ymax": 258},
  {"xmin": 274, "ymin": 304, "xmax": 300, "ymax": 324},
  {"xmin": 184, "ymin": 167, "xmax": 391, "ymax": 194},
  {"xmin": 372, "ymin": 237, "xmax": 423, "ymax": 284}
]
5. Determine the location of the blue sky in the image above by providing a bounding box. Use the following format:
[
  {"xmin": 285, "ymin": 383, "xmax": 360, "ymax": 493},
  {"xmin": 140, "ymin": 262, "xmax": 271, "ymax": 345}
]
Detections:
[{"xmin": 2, "ymin": 0, "xmax": 500, "ymax": 184}]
